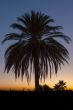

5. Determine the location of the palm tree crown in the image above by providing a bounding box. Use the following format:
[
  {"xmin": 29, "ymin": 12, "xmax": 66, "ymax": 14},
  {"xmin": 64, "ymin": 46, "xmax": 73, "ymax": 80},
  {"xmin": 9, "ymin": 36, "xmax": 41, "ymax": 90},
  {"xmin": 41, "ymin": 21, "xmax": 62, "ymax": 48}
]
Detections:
[{"xmin": 2, "ymin": 11, "xmax": 71, "ymax": 90}]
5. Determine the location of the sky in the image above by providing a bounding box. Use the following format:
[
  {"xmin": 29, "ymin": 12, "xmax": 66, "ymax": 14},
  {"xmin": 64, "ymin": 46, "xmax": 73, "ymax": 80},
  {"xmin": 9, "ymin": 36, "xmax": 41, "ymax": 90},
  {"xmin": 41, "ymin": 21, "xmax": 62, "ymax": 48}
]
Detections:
[{"xmin": 0, "ymin": 0, "xmax": 73, "ymax": 90}]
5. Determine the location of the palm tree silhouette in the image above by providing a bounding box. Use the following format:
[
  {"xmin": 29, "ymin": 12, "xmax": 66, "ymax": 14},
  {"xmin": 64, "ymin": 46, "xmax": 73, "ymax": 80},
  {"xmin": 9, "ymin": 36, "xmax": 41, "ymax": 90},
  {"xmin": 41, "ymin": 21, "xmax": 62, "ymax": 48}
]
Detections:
[
  {"xmin": 54, "ymin": 80, "xmax": 67, "ymax": 90},
  {"xmin": 2, "ymin": 11, "xmax": 71, "ymax": 91}
]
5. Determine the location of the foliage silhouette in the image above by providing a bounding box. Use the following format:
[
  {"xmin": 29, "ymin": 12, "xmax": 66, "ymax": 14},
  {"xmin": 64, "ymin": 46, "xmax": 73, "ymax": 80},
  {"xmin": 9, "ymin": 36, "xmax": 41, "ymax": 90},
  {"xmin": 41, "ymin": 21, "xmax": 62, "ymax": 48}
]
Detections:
[
  {"xmin": 54, "ymin": 80, "xmax": 67, "ymax": 90},
  {"xmin": 35, "ymin": 84, "xmax": 53, "ymax": 91},
  {"xmin": 2, "ymin": 11, "xmax": 71, "ymax": 91},
  {"xmin": 42, "ymin": 84, "xmax": 53, "ymax": 91}
]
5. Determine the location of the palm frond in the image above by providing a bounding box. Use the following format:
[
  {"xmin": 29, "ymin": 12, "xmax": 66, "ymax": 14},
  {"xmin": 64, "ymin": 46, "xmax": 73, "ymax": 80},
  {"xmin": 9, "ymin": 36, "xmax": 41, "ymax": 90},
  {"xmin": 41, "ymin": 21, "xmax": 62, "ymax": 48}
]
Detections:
[
  {"xmin": 10, "ymin": 23, "xmax": 25, "ymax": 32},
  {"xmin": 2, "ymin": 33, "xmax": 21, "ymax": 43}
]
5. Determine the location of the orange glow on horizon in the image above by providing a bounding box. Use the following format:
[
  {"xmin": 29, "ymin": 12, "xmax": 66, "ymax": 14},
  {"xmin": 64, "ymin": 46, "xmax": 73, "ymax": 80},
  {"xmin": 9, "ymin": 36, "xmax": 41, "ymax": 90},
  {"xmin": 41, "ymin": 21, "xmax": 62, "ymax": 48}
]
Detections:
[
  {"xmin": 0, "ymin": 81, "xmax": 73, "ymax": 91},
  {"xmin": 0, "ymin": 71, "xmax": 73, "ymax": 91}
]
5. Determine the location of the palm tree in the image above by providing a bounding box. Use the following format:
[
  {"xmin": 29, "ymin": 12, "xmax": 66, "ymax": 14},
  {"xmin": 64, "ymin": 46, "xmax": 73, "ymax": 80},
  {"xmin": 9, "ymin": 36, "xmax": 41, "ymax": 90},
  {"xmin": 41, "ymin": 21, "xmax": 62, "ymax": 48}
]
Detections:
[
  {"xmin": 54, "ymin": 80, "xmax": 67, "ymax": 90},
  {"xmin": 2, "ymin": 11, "xmax": 71, "ymax": 91}
]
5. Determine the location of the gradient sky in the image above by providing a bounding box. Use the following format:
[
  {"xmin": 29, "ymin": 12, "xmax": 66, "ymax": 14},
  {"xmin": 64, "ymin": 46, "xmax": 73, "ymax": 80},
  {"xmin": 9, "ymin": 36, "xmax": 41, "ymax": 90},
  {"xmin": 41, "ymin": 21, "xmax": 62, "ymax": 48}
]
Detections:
[{"xmin": 0, "ymin": 0, "xmax": 73, "ymax": 90}]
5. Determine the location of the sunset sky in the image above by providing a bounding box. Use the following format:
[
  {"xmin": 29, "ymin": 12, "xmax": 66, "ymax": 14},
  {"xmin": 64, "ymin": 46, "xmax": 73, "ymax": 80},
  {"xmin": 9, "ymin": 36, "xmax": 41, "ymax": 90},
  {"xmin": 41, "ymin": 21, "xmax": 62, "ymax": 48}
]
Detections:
[{"xmin": 0, "ymin": 0, "xmax": 73, "ymax": 90}]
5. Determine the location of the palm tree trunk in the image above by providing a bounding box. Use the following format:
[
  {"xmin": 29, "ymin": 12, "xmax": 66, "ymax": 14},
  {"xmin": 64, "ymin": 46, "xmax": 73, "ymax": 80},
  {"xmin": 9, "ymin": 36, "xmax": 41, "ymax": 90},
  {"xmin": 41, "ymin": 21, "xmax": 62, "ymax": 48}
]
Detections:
[
  {"xmin": 34, "ymin": 54, "xmax": 40, "ymax": 91},
  {"xmin": 35, "ymin": 72, "xmax": 39, "ymax": 91}
]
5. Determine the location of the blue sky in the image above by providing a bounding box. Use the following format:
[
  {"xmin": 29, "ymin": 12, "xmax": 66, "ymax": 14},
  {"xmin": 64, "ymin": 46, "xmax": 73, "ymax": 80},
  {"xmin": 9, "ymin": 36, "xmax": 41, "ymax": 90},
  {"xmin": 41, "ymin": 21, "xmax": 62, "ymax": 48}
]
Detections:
[{"xmin": 0, "ymin": 0, "xmax": 73, "ymax": 90}]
